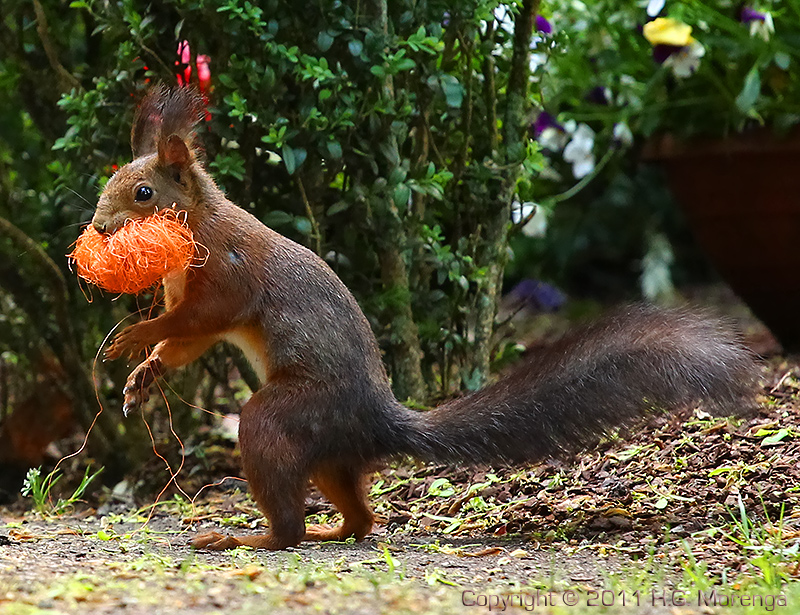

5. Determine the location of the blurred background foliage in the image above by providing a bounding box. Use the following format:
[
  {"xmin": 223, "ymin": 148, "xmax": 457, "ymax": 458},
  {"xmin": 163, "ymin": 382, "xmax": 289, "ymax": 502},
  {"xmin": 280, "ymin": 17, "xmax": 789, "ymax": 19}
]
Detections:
[{"xmin": 0, "ymin": 0, "xmax": 721, "ymax": 489}]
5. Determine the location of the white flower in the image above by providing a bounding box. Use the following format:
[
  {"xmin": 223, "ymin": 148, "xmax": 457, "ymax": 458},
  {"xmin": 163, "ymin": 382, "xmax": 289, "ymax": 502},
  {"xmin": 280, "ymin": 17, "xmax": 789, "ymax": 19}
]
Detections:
[
  {"xmin": 523, "ymin": 207, "xmax": 548, "ymax": 237},
  {"xmin": 494, "ymin": 5, "xmax": 515, "ymax": 34},
  {"xmin": 646, "ymin": 0, "xmax": 666, "ymax": 17},
  {"xmin": 640, "ymin": 233, "xmax": 675, "ymax": 301},
  {"xmin": 750, "ymin": 12, "xmax": 774, "ymax": 41},
  {"xmin": 511, "ymin": 199, "xmax": 535, "ymax": 224},
  {"xmin": 511, "ymin": 200, "xmax": 546, "ymax": 237},
  {"xmin": 613, "ymin": 122, "xmax": 634, "ymax": 147},
  {"xmin": 538, "ymin": 127, "xmax": 568, "ymax": 152},
  {"xmin": 217, "ymin": 414, "xmax": 240, "ymax": 441},
  {"xmin": 664, "ymin": 41, "xmax": 705, "ymax": 78},
  {"xmin": 563, "ymin": 123, "xmax": 596, "ymax": 179},
  {"xmin": 325, "ymin": 251, "xmax": 352, "ymax": 267},
  {"xmin": 529, "ymin": 52, "xmax": 548, "ymax": 73}
]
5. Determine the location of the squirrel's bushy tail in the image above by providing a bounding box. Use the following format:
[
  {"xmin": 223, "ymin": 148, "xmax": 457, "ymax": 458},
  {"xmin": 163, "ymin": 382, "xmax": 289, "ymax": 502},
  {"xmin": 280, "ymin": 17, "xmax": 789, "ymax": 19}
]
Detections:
[{"xmin": 402, "ymin": 305, "xmax": 758, "ymax": 464}]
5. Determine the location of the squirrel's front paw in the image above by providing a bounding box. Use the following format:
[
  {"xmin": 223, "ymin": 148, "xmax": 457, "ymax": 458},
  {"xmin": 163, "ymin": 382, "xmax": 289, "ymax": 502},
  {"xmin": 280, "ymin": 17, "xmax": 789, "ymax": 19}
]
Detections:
[
  {"xmin": 122, "ymin": 357, "xmax": 163, "ymax": 416},
  {"xmin": 105, "ymin": 324, "xmax": 149, "ymax": 361}
]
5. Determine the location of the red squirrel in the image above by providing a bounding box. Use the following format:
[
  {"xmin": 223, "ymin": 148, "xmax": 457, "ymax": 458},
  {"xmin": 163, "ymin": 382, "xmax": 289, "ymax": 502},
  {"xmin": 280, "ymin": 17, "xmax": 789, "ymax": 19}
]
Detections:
[{"xmin": 93, "ymin": 86, "xmax": 757, "ymax": 550}]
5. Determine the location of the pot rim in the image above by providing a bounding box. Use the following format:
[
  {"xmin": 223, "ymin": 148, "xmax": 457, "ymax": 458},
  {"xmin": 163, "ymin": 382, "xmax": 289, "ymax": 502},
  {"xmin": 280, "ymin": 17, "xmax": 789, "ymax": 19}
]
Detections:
[{"xmin": 642, "ymin": 126, "xmax": 800, "ymax": 161}]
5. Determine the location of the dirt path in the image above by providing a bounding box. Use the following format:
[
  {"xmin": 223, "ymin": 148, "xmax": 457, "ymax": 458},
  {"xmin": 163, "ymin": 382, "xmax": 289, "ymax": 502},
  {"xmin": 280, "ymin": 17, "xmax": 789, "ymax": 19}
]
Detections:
[{"xmin": 1, "ymin": 514, "xmax": 633, "ymax": 615}]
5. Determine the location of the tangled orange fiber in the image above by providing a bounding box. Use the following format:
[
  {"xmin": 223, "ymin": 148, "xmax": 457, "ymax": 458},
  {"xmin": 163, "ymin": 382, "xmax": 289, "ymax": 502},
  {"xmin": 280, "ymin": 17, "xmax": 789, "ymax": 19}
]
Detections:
[{"xmin": 69, "ymin": 212, "xmax": 197, "ymax": 294}]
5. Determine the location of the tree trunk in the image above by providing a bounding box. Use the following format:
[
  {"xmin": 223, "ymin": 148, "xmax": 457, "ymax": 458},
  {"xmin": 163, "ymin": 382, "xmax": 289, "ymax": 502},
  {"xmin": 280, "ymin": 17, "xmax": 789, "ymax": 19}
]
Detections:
[
  {"xmin": 369, "ymin": 0, "xmax": 427, "ymax": 402},
  {"xmin": 468, "ymin": 0, "xmax": 539, "ymax": 385}
]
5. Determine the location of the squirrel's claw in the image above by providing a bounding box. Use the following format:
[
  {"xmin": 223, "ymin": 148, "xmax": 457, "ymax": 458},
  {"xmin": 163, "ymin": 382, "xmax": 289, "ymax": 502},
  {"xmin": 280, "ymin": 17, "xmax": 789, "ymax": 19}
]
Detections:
[
  {"xmin": 122, "ymin": 385, "xmax": 147, "ymax": 416},
  {"xmin": 106, "ymin": 323, "xmax": 149, "ymax": 361},
  {"xmin": 122, "ymin": 399, "xmax": 135, "ymax": 418},
  {"xmin": 104, "ymin": 343, "xmax": 122, "ymax": 362},
  {"xmin": 120, "ymin": 357, "xmax": 160, "ymax": 416}
]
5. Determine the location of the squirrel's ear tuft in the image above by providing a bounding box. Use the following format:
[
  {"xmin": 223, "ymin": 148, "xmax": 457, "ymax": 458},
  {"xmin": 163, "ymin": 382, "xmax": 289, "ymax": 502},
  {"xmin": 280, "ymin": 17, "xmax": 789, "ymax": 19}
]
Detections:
[
  {"xmin": 160, "ymin": 86, "xmax": 205, "ymax": 154},
  {"xmin": 131, "ymin": 84, "xmax": 205, "ymax": 160},
  {"xmin": 131, "ymin": 83, "xmax": 168, "ymax": 159}
]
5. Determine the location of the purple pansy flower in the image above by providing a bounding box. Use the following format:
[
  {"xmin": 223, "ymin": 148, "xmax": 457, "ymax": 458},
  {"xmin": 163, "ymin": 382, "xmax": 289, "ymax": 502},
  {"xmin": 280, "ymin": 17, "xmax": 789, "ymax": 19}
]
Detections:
[
  {"xmin": 535, "ymin": 15, "xmax": 552, "ymax": 34},
  {"xmin": 532, "ymin": 112, "xmax": 568, "ymax": 152},
  {"xmin": 508, "ymin": 279, "xmax": 566, "ymax": 313},
  {"xmin": 532, "ymin": 111, "xmax": 563, "ymax": 136},
  {"xmin": 740, "ymin": 6, "xmax": 774, "ymax": 40},
  {"xmin": 650, "ymin": 40, "xmax": 705, "ymax": 78},
  {"xmin": 740, "ymin": 6, "xmax": 767, "ymax": 22},
  {"xmin": 652, "ymin": 44, "xmax": 682, "ymax": 64},
  {"xmin": 585, "ymin": 86, "xmax": 610, "ymax": 105}
]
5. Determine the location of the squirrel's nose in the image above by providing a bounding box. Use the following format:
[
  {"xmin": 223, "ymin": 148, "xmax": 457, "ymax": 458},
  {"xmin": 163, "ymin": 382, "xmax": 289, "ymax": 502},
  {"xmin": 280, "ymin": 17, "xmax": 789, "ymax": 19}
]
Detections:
[{"xmin": 92, "ymin": 219, "xmax": 107, "ymax": 234}]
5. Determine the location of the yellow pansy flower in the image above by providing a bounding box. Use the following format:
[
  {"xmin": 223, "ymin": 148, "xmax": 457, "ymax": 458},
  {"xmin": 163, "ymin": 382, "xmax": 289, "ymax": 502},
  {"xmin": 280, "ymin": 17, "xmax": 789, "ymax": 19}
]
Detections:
[{"xmin": 643, "ymin": 17, "xmax": 695, "ymax": 47}]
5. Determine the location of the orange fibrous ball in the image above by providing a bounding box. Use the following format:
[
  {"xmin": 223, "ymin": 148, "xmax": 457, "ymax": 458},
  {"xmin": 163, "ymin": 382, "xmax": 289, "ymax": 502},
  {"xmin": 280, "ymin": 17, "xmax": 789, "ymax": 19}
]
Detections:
[{"xmin": 69, "ymin": 212, "xmax": 198, "ymax": 294}]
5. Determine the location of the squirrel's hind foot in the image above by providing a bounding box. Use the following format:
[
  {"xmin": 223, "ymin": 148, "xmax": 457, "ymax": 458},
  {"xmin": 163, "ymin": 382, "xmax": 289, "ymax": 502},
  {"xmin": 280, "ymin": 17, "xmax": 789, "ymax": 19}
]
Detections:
[{"xmin": 190, "ymin": 531, "xmax": 302, "ymax": 551}]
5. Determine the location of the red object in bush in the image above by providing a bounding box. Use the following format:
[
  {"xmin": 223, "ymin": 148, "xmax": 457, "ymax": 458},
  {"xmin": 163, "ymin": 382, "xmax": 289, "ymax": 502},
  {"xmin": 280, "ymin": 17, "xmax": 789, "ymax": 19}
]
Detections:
[{"xmin": 176, "ymin": 40, "xmax": 212, "ymax": 119}]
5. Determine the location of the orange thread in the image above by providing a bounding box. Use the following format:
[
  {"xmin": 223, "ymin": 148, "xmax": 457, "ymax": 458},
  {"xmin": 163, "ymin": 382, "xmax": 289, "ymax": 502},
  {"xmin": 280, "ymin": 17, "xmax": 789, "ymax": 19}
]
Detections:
[
  {"xmin": 140, "ymin": 385, "xmax": 192, "ymax": 516},
  {"xmin": 69, "ymin": 211, "xmax": 198, "ymax": 295}
]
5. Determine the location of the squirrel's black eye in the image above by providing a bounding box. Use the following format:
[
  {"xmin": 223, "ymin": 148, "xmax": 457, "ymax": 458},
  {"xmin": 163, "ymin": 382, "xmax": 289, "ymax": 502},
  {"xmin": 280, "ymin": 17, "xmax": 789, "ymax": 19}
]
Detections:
[{"xmin": 135, "ymin": 186, "xmax": 153, "ymax": 202}]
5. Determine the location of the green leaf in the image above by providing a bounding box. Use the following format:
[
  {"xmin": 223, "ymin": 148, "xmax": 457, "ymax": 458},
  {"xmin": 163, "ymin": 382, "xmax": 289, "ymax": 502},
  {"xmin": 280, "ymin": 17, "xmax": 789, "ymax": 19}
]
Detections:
[
  {"xmin": 396, "ymin": 58, "xmax": 416, "ymax": 72},
  {"xmin": 282, "ymin": 145, "xmax": 296, "ymax": 174},
  {"xmin": 139, "ymin": 14, "xmax": 155, "ymax": 32},
  {"xmin": 281, "ymin": 145, "xmax": 306, "ymax": 174},
  {"xmin": 775, "ymin": 52, "xmax": 791, "ymax": 71},
  {"xmin": 388, "ymin": 167, "xmax": 406, "ymax": 186},
  {"xmin": 293, "ymin": 216, "xmax": 313, "ymax": 235},
  {"xmin": 262, "ymin": 210, "xmax": 294, "ymax": 227},
  {"xmin": 326, "ymin": 140, "xmax": 343, "ymax": 159},
  {"xmin": 370, "ymin": 65, "xmax": 386, "ymax": 78},
  {"xmin": 735, "ymin": 67, "xmax": 761, "ymax": 114},
  {"xmin": 655, "ymin": 497, "xmax": 669, "ymax": 510},
  {"xmin": 393, "ymin": 183, "xmax": 411, "ymax": 209},
  {"xmin": 428, "ymin": 478, "xmax": 455, "ymax": 497},
  {"xmin": 440, "ymin": 76, "xmax": 464, "ymax": 108},
  {"xmin": 762, "ymin": 428, "xmax": 791, "ymax": 446},
  {"xmin": 348, "ymin": 39, "xmax": 363, "ymax": 57},
  {"xmin": 262, "ymin": 65, "xmax": 276, "ymax": 88},
  {"xmin": 293, "ymin": 147, "xmax": 307, "ymax": 169},
  {"xmin": 317, "ymin": 31, "xmax": 334, "ymax": 52},
  {"xmin": 327, "ymin": 201, "xmax": 350, "ymax": 216}
]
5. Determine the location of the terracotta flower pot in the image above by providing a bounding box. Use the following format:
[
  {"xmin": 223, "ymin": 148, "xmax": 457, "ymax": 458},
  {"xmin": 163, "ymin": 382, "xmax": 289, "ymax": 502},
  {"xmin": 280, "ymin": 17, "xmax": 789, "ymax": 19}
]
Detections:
[{"xmin": 644, "ymin": 129, "xmax": 800, "ymax": 351}]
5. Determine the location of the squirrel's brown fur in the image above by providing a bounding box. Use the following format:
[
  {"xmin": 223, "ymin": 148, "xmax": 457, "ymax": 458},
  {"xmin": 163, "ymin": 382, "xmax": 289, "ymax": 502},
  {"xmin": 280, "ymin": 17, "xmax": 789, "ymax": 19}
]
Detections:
[{"xmin": 92, "ymin": 87, "xmax": 758, "ymax": 551}]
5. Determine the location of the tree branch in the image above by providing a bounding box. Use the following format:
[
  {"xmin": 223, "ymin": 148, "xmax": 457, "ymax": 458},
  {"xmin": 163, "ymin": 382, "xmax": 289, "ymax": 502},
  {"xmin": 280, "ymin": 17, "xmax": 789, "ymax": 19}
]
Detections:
[
  {"xmin": 32, "ymin": 0, "xmax": 82, "ymax": 93},
  {"xmin": 503, "ymin": 0, "xmax": 539, "ymax": 163},
  {"xmin": 296, "ymin": 175, "xmax": 322, "ymax": 256}
]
